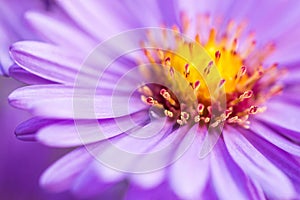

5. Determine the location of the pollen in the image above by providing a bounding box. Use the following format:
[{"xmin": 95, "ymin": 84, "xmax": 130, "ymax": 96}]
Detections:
[{"xmin": 138, "ymin": 13, "xmax": 284, "ymax": 129}]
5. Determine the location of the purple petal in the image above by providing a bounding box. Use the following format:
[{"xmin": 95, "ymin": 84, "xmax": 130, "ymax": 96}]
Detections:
[
  {"xmin": 25, "ymin": 11, "xmax": 96, "ymax": 51},
  {"xmin": 223, "ymin": 126, "xmax": 296, "ymax": 199},
  {"xmin": 210, "ymin": 139, "xmax": 250, "ymax": 200},
  {"xmin": 130, "ymin": 169, "xmax": 165, "ymax": 189},
  {"xmin": 10, "ymin": 41, "xmax": 85, "ymax": 83},
  {"xmin": 92, "ymin": 122, "xmax": 188, "ymax": 173},
  {"xmin": 169, "ymin": 125, "xmax": 209, "ymax": 199},
  {"xmin": 250, "ymin": 120, "xmax": 300, "ymax": 156},
  {"xmin": 40, "ymin": 147, "xmax": 92, "ymax": 192},
  {"xmin": 9, "ymin": 64, "xmax": 54, "ymax": 84},
  {"xmin": 15, "ymin": 117, "xmax": 58, "ymax": 141},
  {"xmin": 56, "ymin": 0, "xmax": 130, "ymax": 40},
  {"xmin": 37, "ymin": 110, "xmax": 149, "ymax": 147},
  {"xmin": 71, "ymin": 162, "xmax": 125, "ymax": 198},
  {"xmin": 257, "ymin": 99, "xmax": 300, "ymax": 132},
  {"xmin": 0, "ymin": 0, "xmax": 44, "ymax": 75},
  {"xmin": 9, "ymin": 85, "xmax": 147, "ymax": 119},
  {"xmin": 125, "ymin": 181, "xmax": 180, "ymax": 200},
  {"xmin": 243, "ymin": 127, "xmax": 300, "ymax": 194}
]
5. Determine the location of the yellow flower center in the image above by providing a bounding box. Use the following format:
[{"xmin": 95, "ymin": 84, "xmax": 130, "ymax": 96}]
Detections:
[{"xmin": 138, "ymin": 14, "xmax": 284, "ymax": 129}]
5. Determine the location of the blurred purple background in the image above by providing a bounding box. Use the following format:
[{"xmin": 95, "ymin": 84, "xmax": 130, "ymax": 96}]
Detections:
[{"xmin": 0, "ymin": 76, "xmax": 76, "ymax": 199}]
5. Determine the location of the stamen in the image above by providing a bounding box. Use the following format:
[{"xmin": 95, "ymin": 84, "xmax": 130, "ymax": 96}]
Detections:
[
  {"xmin": 181, "ymin": 112, "xmax": 190, "ymax": 120},
  {"xmin": 164, "ymin": 110, "xmax": 174, "ymax": 118},
  {"xmin": 165, "ymin": 57, "xmax": 171, "ymax": 66},
  {"xmin": 218, "ymin": 79, "xmax": 226, "ymax": 88},
  {"xmin": 197, "ymin": 103, "xmax": 205, "ymax": 114},
  {"xmin": 204, "ymin": 61, "xmax": 213, "ymax": 75},
  {"xmin": 215, "ymin": 50, "xmax": 221, "ymax": 63},
  {"xmin": 184, "ymin": 64, "xmax": 190, "ymax": 77},
  {"xmin": 248, "ymin": 106, "xmax": 258, "ymax": 114},
  {"xmin": 240, "ymin": 90, "xmax": 253, "ymax": 99},
  {"xmin": 194, "ymin": 80, "xmax": 201, "ymax": 91}
]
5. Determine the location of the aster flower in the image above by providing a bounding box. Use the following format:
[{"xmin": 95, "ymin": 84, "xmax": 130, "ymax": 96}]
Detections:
[{"xmin": 8, "ymin": 0, "xmax": 300, "ymax": 199}]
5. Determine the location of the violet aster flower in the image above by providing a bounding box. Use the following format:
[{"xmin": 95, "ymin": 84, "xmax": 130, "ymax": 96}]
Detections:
[{"xmin": 8, "ymin": 0, "xmax": 300, "ymax": 199}]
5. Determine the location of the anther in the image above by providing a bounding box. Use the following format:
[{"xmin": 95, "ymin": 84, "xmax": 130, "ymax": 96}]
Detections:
[
  {"xmin": 184, "ymin": 63, "xmax": 190, "ymax": 77},
  {"xmin": 238, "ymin": 66, "xmax": 247, "ymax": 77},
  {"xmin": 164, "ymin": 110, "xmax": 174, "ymax": 118},
  {"xmin": 194, "ymin": 80, "xmax": 201, "ymax": 91},
  {"xmin": 215, "ymin": 50, "xmax": 221, "ymax": 62},
  {"xmin": 240, "ymin": 90, "xmax": 253, "ymax": 99},
  {"xmin": 204, "ymin": 61, "xmax": 213, "ymax": 75},
  {"xmin": 165, "ymin": 57, "xmax": 171, "ymax": 66},
  {"xmin": 218, "ymin": 79, "xmax": 226, "ymax": 88},
  {"xmin": 249, "ymin": 106, "xmax": 258, "ymax": 114},
  {"xmin": 194, "ymin": 115, "xmax": 201, "ymax": 123},
  {"xmin": 197, "ymin": 103, "xmax": 205, "ymax": 114},
  {"xmin": 160, "ymin": 89, "xmax": 171, "ymax": 100},
  {"xmin": 181, "ymin": 112, "xmax": 190, "ymax": 120}
]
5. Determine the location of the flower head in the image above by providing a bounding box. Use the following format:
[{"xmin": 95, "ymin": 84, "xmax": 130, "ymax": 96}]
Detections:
[{"xmin": 8, "ymin": 0, "xmax": 300, "ymax": 199}]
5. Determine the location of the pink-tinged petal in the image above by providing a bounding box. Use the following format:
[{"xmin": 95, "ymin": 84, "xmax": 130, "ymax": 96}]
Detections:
[
  {"xmin": 10, "ymin": 41, "xmax": 86, "ymax": 83},
  {"xmin": 15, "ymin": 117, "xmax": 57, "ymax": 141},
  {"xmin": 125, "ymin": 182, "xmax": 180, "ymax": 200},
  {"xmin": 9, "ymin": 64, "xmax": 54, "ymax": 84},
  {"xmin": 40, "ymin": 147, "xmax": 92, "ymax": 192},
  {"xmin": 257, "ymin": 99, "xmax": 300, "ymax": 132},
  {"xmin": 250, "ymin": 120, "xmax": 300, "ymax": 156},
  {"xmin": 169, "ymin": 125, "xmax": 209, "ymax": 199},
  {"xmin": 36, "ymin": 110, "xmax": 149, "ymax": 147},
  {"xmin": 244, "ymin": 127, "xmax": 300, "ymax": 193},
  {"xmin": 210, "ymin": 139, "xmax": 251, "ymax": 200},
  {"xmin": 224, "ymin": 127, "xmax": 296, "ymax": 199},
  {"xmin": 25, "ymin": 11, "xmax": 96, "ymax": 51},
  {"xmin": 130, "ymin": 169, "xmax": 165, "ymax": 189},
  {"xmin": 8, "ymin": 85, "xmax": 147, "ymax": 119}
]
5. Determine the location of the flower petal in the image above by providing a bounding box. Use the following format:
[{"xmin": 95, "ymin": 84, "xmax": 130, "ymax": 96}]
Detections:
[
  {"xmin": 244, "ymin": 127, "xmax": 300, "ymax": 194},
  {"xmin": 224, "ymin": 127, "xmax": 296, "ymax": 199},
  {"xmin": 92, "ymin": 121, "xmax": 188, "ymax": 173},
  {"xmin": 125, "ymin": 182, "xmax": 180, "ymax": 200},
  {"xmin": 250, "ymin": 120, "xmax": 300, "ymax": 156},
  {"xmin": 210, "ymin": 139, "xmax": 251, "ymax": 200},
  {"xmin": 15, "ymin": 117, "xmax": 58, "ymax": 141},
  {"xmin": 9, "ymin": 64, "xmax": 54, "ymax": 84},
  {"xmin": 10, "ymin": 41, "xmax": 85, "ymax": 83},
  {"xmin": 9, "ymin": 85, "xmax": 147, "ymax": 119},
  {"xmin": 25, "ymin": 11, "xmax": 96, "ymax": 50},
  {"xmin": 130, "ymin": 169, "xmax": 165, "ymax": 189},
  {"xmin": 71, "ymin": 162, "xmax": 126, "ymax": 198},
  {"xmin": 40, "ymin": 147, "xmax": 92, "ymax": 192},
  {"xmin": 257, "ymin": 99, "xmax": 300, "ymax": 132},
  {"xmin": 169, "ymin": 125, "xmax": 209, "ymax": 199},
  {"xmin": 37, "ymin": 110, "xmax": 149, "ymax": 147}
]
